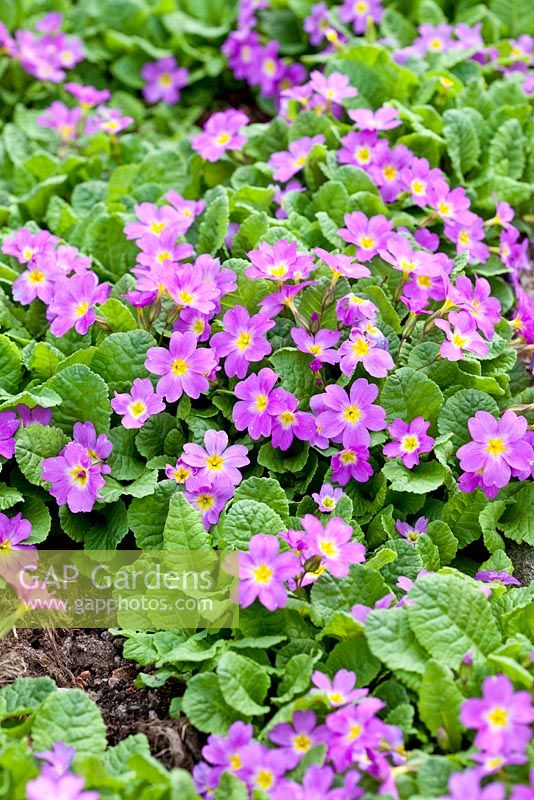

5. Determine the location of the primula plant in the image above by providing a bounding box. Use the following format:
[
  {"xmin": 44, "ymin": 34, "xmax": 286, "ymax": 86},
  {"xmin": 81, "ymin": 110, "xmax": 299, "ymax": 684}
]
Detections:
[{"xmin": 0, "ymin": 0, "xmax": 533, "ymax": 798}]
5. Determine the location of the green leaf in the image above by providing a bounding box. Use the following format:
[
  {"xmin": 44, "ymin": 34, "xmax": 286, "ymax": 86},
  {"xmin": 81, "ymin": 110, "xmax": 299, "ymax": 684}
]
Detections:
[
  {"xmin": 220, "ymin": 500, "xmax": 285, "ymax": 549},
  {"xmin": 496, "ymin": 483, "xmax": 534, "ymax": 545},
  {"xmin": 182, "ymin": 673, "xmax": 241, "ymax": 734},
  {"xmin": 0, "ymin": 334, "xmax": 22, "ymax": 393},
  {"xmin": 44, "ymin": 365, "xmax": 111, "ymax": 433},
  {"xmin": 128, "ymin": 482, "xmax": 176, "ymax": 549},
  {"xmin": 163, "ymin": 491, "xmax": 210, "ymax": 549},
  {"xmin": 15, "ymin": 425, "xmax": 69, "ymax": 487},
  {"xmin": 443, "ymin": 108, "xmax": 481, "ymax": 180},
  {"xmin": 0, "ymin": 677, "xmax": 56, "ymax": 719},
  {"xmin": 427, "ymin": 521, "xmax": 458, "ymax": 565},
  {"xmin": 311, "ymin": 564, "xmax": 390, "ymax": 624},
  {"xmin": 197, "ymin": 188, "xmax": 229, "ymax": 255},
  {"xmin": 381, "ymin": 368, "xmax": 442, "ymax": 431},
  {"xmin": 97, "ymin": 298, "xmax": 137, "ymax": 332},
  {"xmin": 215, "ymin": 772, "xmax": 248, "ymax": 800},
  {"xmin": 438, "ymin": 390, "xmax": 499, "ymax": 451},
  {"xmin": 91, "ymin": 330, "xmax": 156, "ymax": 393},
  {"xmin": 32, "ymin": 689, "xmax": 107, "ymax": 756},
  {"xmin": 442, "ymin": 489, "xmax": 487, "ymax": 548},
  {"xmin": 82, "ymin": 212, "xmax": 139, "ymax": 280},
  {"xmin": 488, "ymin": 119, "xmax": 525, "ymax": 179},
  {"xmin": 216, "ymin": 652, "xmax": 270, "ymax": 715},
  {"xmin": 233, "ymin": 477, "xmax": 289, "ymax": 524},
  {"xmin": 0, "ymin": 484, "xmax": 23, "ymax": 510},
  {"xmin": 326, "ymin": 636, "xmax": 381, "ymax": 687},
  {"xmin": 270, "ymin": 348, "xmax": 318, "ymax": 399},
  {"xmin": 407, "ymin": 574, "xmax": 502, "ymax": 668},
  {"xmin": 257, "ymin": 442, "xmax": 310, "ymax": 474},
  {"xmin": 108, "ymin": 427, "xmax": 146, "ymax": 480},
  {"xmin": 418, "ymin": 661, "xmax": 463, "ymax": 751},
  {"xmin": 273, "ymin": 653, "xmax": 317, "ymax": 704},
  {"xmin": 365, "ymin": 606, "xmax": 429, "ymax": 675},
  {"xmin": 382, "ymin": 461, "xmax": 447, "ymax": 494}
]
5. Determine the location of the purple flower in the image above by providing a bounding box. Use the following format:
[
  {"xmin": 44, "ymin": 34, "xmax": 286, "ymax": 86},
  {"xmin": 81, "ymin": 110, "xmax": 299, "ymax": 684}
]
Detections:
[
  {"xmin": 444, "ymin": 213, "xmax": 490, "ymax": 264},
  {"xmin": 192, "ymin": 110, "xmax": 248, "ymax": 162},
  {"xmin": 174, "ymin": 309, "xmax": 211, "ymax": 342},
  {"xmin": 475, "ymin": 570, "xmax": 521, "ymax": 586},
  {"xmin": 310, "ymin": 379, "xmax": 386, "ymax": 448},
  {"xmin": 457, "ymin": 411, "xmax": 533, "ymax": 491},
  {"xmin": 211, "ymin": 306, "xmax": 275, "ymax": 379},
  {"xmin": 369, "ymin": 141, "xmax": 411, "ymax": 202},
  {"xmin": 313, "ymin": 248, "xmax": 371, "ymax": 280},
  {"xmin": 141, "ymin": 56, "xmax": 188, "ymax": 104},
  {"xmin": 37, "ymin": 101, "xmax": 82, "ymax": 141},
  {"xmin": 312, "ymin": 483, "xmax": 344, "ymax": 513},
  {"xmin": 444, "ymin": 770, "xmax": 505, "ymax": 800},
  {"xmin": 348, "ymin": 106, "xmax": 401, "ymax": 130},
  {"xmin": 239, "ymin": 533, "xmax": 300, "ymax": 611},
  {"xmin": 136, "ymin": 228, "xmax": 193, "ymax": 271},
  {"xmin": 383, "ymin": 417, "xmax": 435, "ymax": 468},
  {"xmin": 0, "ymin": 513, "xmax": 35, "ymax": 551},
  {"xmin": 338, "ymin": 130, "xmax": 378, "ymax": 169},
  {"xmin": 0, "ymin": 411, "xmax": 20, "ymax": 459},
  {"xmin": 182, "ymin": 429, "xmax": 249, "ymax": 486},
  {"xmin": 201, "ymin": 721, "xmax": 253, "ymax": 776},
  {"xmin": 339, "ymin": 328, "xmax": 394, "ymax": 378},
  {"xmin": 449, "ymin": 276, "xmax": 501, "ymax": 339},
  {"xmin": 232, "ymin": 368, "xmax": 284, "ymax": 440},
  {"xmin": 16, "ymin": 405, "xmax": 52, "ymax": 428},
  {"xmin": 26, "ymin": 772, "xmax": 99, "ymax": 800},
  {"xmin": 311, "ymin": 668, "xmax": 368, "ymax": 706},
  {"xmin": 94, "ymin": 107, "xmax": 133, "ymax": 135},
  {"xmin": 304, "ymin": 3, "xmax": 331, "ymax": 46},
  {"xmin": 184, "ymin": 475, "xmax": 234, "ymax": 528},
  {"xmin": 269, "ymin": 711, "xmax": 325, "ymax": 768},
  {"xmin": 291, "ymin": 327, "xmax": 340, "ymax": 366},
  {"xmin": 429, "ymin": 183, "xmax": 472, "ymax": 224},
  {"xmin": 269, "ymin": 389, "xmax": 316, "ymax": 451},
  {"xmin": 72, "ymin": 422, "xmax": 112, "ymax": 467},
  {"xmin": 269, "ymin": 135, "xmax": 325, "ymax": 183},
  {"xmin": 338, "ymin": 212, "xmax": 394, "ymax": 261},
  {"xmin": 124, "ymin": 203, "xmax": 184, "ymax": 241},
  {"xmin": 165, "ymin": 191, "xmax": 205, "ymax": 233},
  {"xmin": 259, "ymin": 282, "xmax": 315, "ymax": 316},
  {"xmin": 239, "ymin": 742, "xmax": 295, "ymax": 796},
  {"xmin": 111, "ymin": 378, "xmax": 165, "ymax": 429},
  {"xmin": 351, "ymin": 593, "xmax": 395, "ymax": 623},
  {"xmin": 47, "ymin": 272, "xmax": 110, "ymax": 337},
  {"xmin": 12, "ymin": 254, "xmax": 61, "ymax": 305},
  {"xmin": 299, "ymin": 515, "xmax": 366, "ymax": 578},
  {"xmin": 460, "ymin": 674, "xmax": 534, "ymax": 754},
  {"xmin": 168, "ymin": 265, "xmax": 221, "ymax": 315},
  {"xmin": 2, "ymin": 228, "xmax": 57, "ymax": 263},
  {"xmin": 165, "ymin": 459, "xmax": 196, "ymax": 485},
  {"xmin": 247, "ymin": 240, "xmax": 314, "ymax": 282},
  {"xmin": 402, "ymin": 157, "xmax": 444, "ymax": 207},
  {"xmin": 42, "ymin": 442, "xmax": 106, "ymax": 513},
  {"xmin": 35, "ymin": 742, "xmax": 75, "ymax": 777},
  {"xmin": 65, "ymin": 82, "xmax": 110, "ymax": 108},
  {"xmin": 248, "ymin": 41, "xmax": 284, "ymax": 97},
  {"xmin": 510, "ymin": 770, "xmax": 534, "ymax": 800},
  {"xmin": 325, "ymin": 697, "xmax": 387, "ymax": 771},
  {"xmin": 222, "ymin": 29, "xmax": 260, "ymax": 81},
  {"xmin": 331, "ymin": 442, "xmax": 373, "ymax": 485},
  {"xmin": 339, "ymin": 0, "xmax": 384, "ymax": 32},
  {"xmin": 308, "ymin": 71, "xmax": 358, "ymax": 103},
  {"xmin": 336, "ymin": 292, "xmax": 377, "ymax": 327},
  {"xmin": 145, "ymin": 331, "xmax": 217, "ymax": 402},
  {"xmin": 55, "ymin": 246, "xmax": 91, "ymax": 275},
  {"xmin": 395, "ymin": 516, "xmax": 428, "ymax": 544},
  {"xmin": 435, "ymin": 310, "xmax": 489, "ymax": 361}
]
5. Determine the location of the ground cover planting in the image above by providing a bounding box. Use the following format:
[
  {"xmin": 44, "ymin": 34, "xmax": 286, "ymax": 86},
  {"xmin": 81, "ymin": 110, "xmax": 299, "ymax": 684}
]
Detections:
[{"xmin": 0, "ymin": 0, "xmax": 533, "ymax": 797}]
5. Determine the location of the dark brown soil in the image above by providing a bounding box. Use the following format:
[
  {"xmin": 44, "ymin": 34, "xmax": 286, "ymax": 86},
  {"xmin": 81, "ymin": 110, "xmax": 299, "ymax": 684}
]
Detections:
[{"xmin": 0, "ymin": 629, "xmax": 202, "ymax": 770}]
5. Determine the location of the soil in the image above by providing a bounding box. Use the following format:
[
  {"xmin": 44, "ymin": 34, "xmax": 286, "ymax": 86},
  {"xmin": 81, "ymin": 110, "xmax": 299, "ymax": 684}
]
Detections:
[{"xmin": 0, "ymin": 629, "xmax": 202, "ymax": 770}]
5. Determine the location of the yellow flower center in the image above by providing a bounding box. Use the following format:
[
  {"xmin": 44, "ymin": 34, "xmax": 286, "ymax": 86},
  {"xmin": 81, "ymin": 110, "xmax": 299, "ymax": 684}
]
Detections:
[
  {"xmin": 22, "ymin": 247, "xmax": 35, "ymax": 260},
  {"xmin": 235, "ymin": 332, "xmax": 252, "ymax": 351},
  {"xmin": 359, "ymin": 236, "xmax": 375, "ymax": 250},
  {"xmin": 253, "ymin": 564, "xmax": 273, "ymax": 584},
  {"xmin": 458, "ymin": 230, "xmax": 470, "ymax": 245},
  {"xmin": 318, "ymin": 539, "xmax": 338, "ymax": 558},
  {"xmin": 177, "ymin": 290, "xmax": 194, "ymax": 304},
  {"xmin": 206, "ymin": 454, "xmax": 224, "ymax": 471},
  {"xmin": 322, "ymin": 496, "xmax": 335, "ymax": 509},
  {"xmin": 157, "ymin": 250, "xmax": 172, "ymax": 263},
  {"xmin": 438, "ymin": 201, "xmax": 450, "ymax": 217},
  {"xmin": 412, "ymin": 180, "xmax": 424, "ymax": 194},
  {"xmin": 293, "ymin": 733, "xmax": 312, "ymax": 753},
  {"xmin": 172, "ymin": 359, "xmax": 189, "ymax": 376},
  {"xmin": 159, "ymin": 73, "xmax": 172, "ymax": 86},
  {"xmin": 383, "ymin": 166, "xmax": 397, "ymax": 181},
  {"xmin": 309, "ymin": 344, "xmax": 322, "ymax": 355},
  {"xmin": 75, "ymin": 302, "xmax": 89, "ymax": 317},
  {"xmin": 355, "ymin": 0, "xmax": 368, "ymax": 11},
  {"xmin": 270, "ymin": 262, "xmax": 289, "ymax": 278},
  {"xmin": 348, "ymin": 723, "xmax": 363, "ymax": 741},
  {"xmin": 70, "ymin": 466, "xmax": 89, "ymax": 487},
  {"xmin": 486, "ymin": 706, "xmax": 509, "ymax": 728},
  {"xmin": 150, "ymin": 221, "xmax": 166, "ymax": 234},
  {"xmin": 193, "ymin": 319, "xmax": 205, "ymax": 335},
  {"xmin": 352, "ymin": 338, "xmax": 369, "ymax": 357},
  {"xmin": 216, "ymin": 133, "xmax": 231, "ymax": 146},
  {"xmin": 255, "ymin": 393, "xmax": 268, "ymax": 412},
  {"xmin": 343, "ymin": 405, "xmax": 362, "ymax": 423},
  {"xmin": 356, "ymin": 147, "xmax": 370, "ymax": 163},
  {"xmin": 128, "ymin": 400, "xmax": 147, "ymax": 418},
  {"xmin": 328, "ymin": 691, "xmax": 345, "ymax": 704},
  {"xmin": 105, "ymin": 120, "xmax": 120, "ymax": 132},
  {"xmin": 401, "ymin": 435, "xmax": 419, "ymax": 453},
  {"xmin": 486, "ymin": 438, "xmax": 506, "ymax": 456},
  {"xmin": 59, "ymin": 124, "xmax": 74, "ymax": 138},
  {"xmin": 340, "ymin": 450, "xmax": 356, "ymax": 465},
  {"xmin": 417, "ymin": 275, "xmax": 431, "ymax": 288},
  {"xmin": 294, "ymin": 155, "xmax": 307, "ymax": 168},
  {"xmin": 196, "ymin": 493, "xmax": 214, "ymax": 512},
  {"xmin": 280, "ymin": 411, "xmax": 296, "ymax": 426},
  {"xmin": 430, "ymin": 38, "xmax": 443, "ymax": 50},
  {"xmin": 255, "ymin": 769, "xmax": 275, "ymax": 791},
  {"xmin": 229, "ymin": 754, "xmax": 242, "ymax": 771},
  {"xmin": 28, "ymin": 269, "xmax": 45, "ymax": 284},
  {"xmin": 172, "ymin": 466, "xmax": 190, "ymax": 483}
]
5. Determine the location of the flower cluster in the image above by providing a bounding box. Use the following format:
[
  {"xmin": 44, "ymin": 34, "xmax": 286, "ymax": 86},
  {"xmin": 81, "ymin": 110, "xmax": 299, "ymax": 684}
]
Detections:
[
  {"xmin": 26, "ymin": 742, "xmax": 99, "ymax": 800},
  {"xmin": 0, "ymin": 13, "xmax": 83, "ymax": 82}
]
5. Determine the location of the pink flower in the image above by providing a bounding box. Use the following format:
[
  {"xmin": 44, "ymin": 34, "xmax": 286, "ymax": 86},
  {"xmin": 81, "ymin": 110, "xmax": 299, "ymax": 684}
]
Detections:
[
  {"xmin": 184, "ymin": 475, "xmax": 234, "ymax": 528},
  {"xmin": 449, "ymin": 276, "xmax": 501, "ymax": 339},
  {"xmin": 444, "ymin": 213, "xmax": 490, "ymax": 264},
  {"xmin": 165, "ymin": 191, "xmax": 205, "ymax": 233},
  {"xmin": 269, "ymin": 135, "xmax": 325, "ymax": 182},
  {"xmin": 383, "ymin": 417, "xmax": 435, "ymax": 468},
  {"xmin": 232, "ymin": 368, "xmax": 284, "ymax": 440},
  {"xmin": 460, "ymin": 674, "xmax": 534, "ymax": 755},
  {"xmin": 2, "ymin": 228, "xmax": 57, "ymax": 263},
  {"xmin": 192, "ymin": 110, "xmax": 249, "ymax": 162},
  {"xmin": 331, "ymin": 441, "xmax": 373, "ymax": 485},
  {"xmin": 248, "ymin": 40, "xmax": 284, "ymax": 96},
  {"xmin": 291, "ymin": 327, "xmax": 340, "ymax": 365},
  {"xmin": 311, "ymin": 669, "xmax": 368, "ymax": 706},
  {"xmin": 339, "ymin": 328, "xmax": 394, "ymax": 378},
  {"xmin": 41, "ymin": 442, "xmax": 106, "ymax": 513},
  {"xmin": 145, "ymin": 332, "xmax": 216, "ymax": 403},
  {"xmin": 395, "ymin": 516, "xmax": 428, "ymax": 544},
  {"xmin": 211, "ymin": 306, "xmax": 275, "ymax": 379},
  {"xmin": 313, "ymin": 248, "xmax": 371, "ymax": 279},
  {"xmin": 37, "ymin": 101, "xmax": 82, "ymax": 141},
  {"xmin": 65, "ymin": 82, "xmax": 110, "ymax": 107},
  {"xmin": 338, "ymin": 130, "xmax": 378, "ymax": 169},
  {"xmin": 111, "ymin": 378, "xmax": 165, "ymax": 429},
  {"xmin": 12, "ymin": 255, "xmax": 61, "ymax": 305},
  {"xmin": 402, "ymin": 157, "xmax": 444, "ymax": 207},
  {"xmin": 456, "ymin": 410, "xmax": 533, "ymax": 491},
  {"xmin": 0, "ymin": 512, "xmax": 34, "ymax": 551},
  {"xmin": 247, "ymin": 240, "xmax": 314, "ymax": 282},
  {"xmin": 336, "ymin": 293, "xmax": 377, "ymax": 326},
  {"xmin": 429, "ymin": 183, "xmax": 472, "ymax": 224},
  {"xmin": 369, "ymin": 141, "xmax": 411, "ymax": 202},
  {"xmin": 348, "ymin": 106, "xmax": 401, "ymax": 130},
  {"xmin": 47, "ymin": 272, "xmax": 110, "ymax": 336},
  {"xmin": 239, "ymin": 534, "xmax": 300, "ymax": 611},
  {"xmin": 312, "ymin": 483, "xmax": 344, "ymax": 513},
  {"xmin": 181, "ymin": 429, "xmax": 249, "ymax": 486},
  {"xmin": 124, "ymin": 203, "xmax": 184, "ymax": 241},
  {"xmin": 339, "ymin": 0, "xmax": 384, "ymax": 32},
  {"xmin": 141, "ymin": 56, "xmax": 188, "ymax": 105},
  {"xmin": 168, "ymin": 265, "xmax": 221, "ymax": 315},
  {"xmin": 16, "ymin": 405, "xmax": 52, "ymax": 428},
  {"xmin": 338, "ymin": 212, "xmax": 394, "ymax": 261},
  {"xmin": 308, "ymin": 70, "xmax": 358, "ymax": 103},
  {"xmin": 299, "ymin": 514, "xmax": 366, "ymax": 577},
  {"xmin": 310, "ymin": 379, "xmax": 386, "ymax": 448},
  {"xmin": 269, "ymin": 711, "xmax": 326, "ymax": 768},
  {"xmin": 443, "ymin": 770, "xmax": 505, "ymax": 800},
  {"xmin": 435, "ymin": 310, "xmax": 489, "ymax": 361}
]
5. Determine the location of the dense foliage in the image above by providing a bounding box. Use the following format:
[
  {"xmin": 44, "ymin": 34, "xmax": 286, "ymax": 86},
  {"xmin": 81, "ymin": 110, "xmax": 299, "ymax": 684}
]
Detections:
[{"xmin": 0, "ymin": 0, "xmax": 533, "ymax": 798}]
